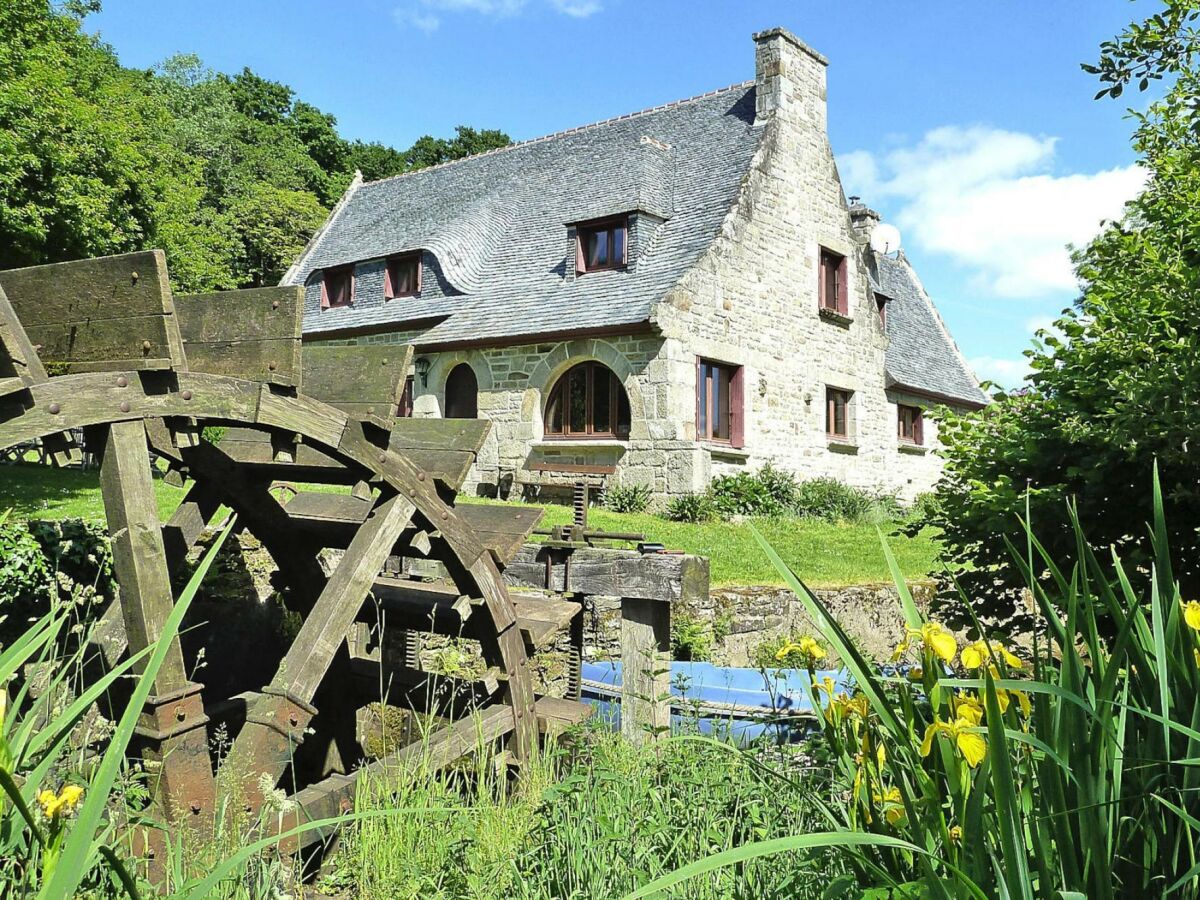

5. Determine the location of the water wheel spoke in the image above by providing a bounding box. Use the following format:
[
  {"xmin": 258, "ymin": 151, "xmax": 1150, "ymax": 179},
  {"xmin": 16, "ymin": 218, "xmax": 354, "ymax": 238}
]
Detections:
[
  {"xmin": 218, "ymin": 490, "xmax": 417, "ymax": 813},
  {"xmin": 97, "ymin": 420, "xmax": 216, "ymax": 824}
]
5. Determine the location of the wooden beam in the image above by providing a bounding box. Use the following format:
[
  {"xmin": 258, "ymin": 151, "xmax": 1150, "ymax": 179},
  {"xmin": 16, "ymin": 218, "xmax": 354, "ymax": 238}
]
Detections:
[
  {"xmin": 175, "ymin": 286, "xmax": 304, "ymax": 387},
  {"xmin": 620, "ymin": 596, "xmax": 671, "ymax": 745},
  {"xmin": 504, "ymin": 545, "xmax": 709, "ymax": 602},
  {"xmin": 219, "ymin": 490, "xmax": 417, "ymax": 814}
]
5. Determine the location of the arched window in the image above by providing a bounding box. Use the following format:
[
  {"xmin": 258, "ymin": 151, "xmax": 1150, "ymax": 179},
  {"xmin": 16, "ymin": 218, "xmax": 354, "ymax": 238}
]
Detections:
[
  {"xmin": 545, "ymin": 362, "xmax": 631, "ymax": 439},
  {"xmin": 445, "ymin": 364, "xmax": 478, "ymax": 418}
]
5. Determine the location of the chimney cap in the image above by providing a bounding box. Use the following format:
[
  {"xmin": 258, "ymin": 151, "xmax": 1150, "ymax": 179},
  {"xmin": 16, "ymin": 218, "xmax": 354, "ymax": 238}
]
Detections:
[{"xmin": 752, "ymin": 27, "xmax": 829, "ymax": 66}]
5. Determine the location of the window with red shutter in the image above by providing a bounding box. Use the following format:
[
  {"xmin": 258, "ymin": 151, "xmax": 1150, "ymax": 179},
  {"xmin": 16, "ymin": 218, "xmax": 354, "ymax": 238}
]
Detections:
[
  {"xmin": 385, "ymin": 253, "xmax": 421, "ymax": 299},
  {"xmin": 875, "ymin": 292, "xmax": 888, "ymax": 328},
  {"xmin": 819, "ymin": 248, "xmax": 848, "ymax": 316},
  {"xmin": 321, "ymin": 265, "xmax": 354, "ymax": 309},
  {"xmin": 576, "ymin": 217, "xmax": 628, "ymax": 274},
  {"xmin": 898, "ymin": 404, "xmax": 924, "ymax": 445},
  {"xmin": 697, "ymin": 359, "xmax": 743, "ymax": 446}
]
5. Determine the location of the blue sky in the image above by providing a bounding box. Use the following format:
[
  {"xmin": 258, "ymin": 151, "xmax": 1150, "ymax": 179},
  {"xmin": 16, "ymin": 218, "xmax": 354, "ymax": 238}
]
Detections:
[{"xmin": 86, "ymin": 0, "xmax": 1157, "ymax": 386}]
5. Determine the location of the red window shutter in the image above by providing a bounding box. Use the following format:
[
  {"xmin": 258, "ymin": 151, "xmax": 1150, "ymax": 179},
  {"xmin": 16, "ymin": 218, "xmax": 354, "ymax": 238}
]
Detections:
[
  {"xmin": 730, "ymin": 366, "xmax": 745, "ymax": 448},
  {"xmin": 383, "ymin": 260, "xmax": 394, "ymax": 299},
  {"xmin": 415, "ymin": 254, "xmax": 423, "ymax": 294},
  {"xmin": 914, "ymin": 410, "xmax": 924, "ymax": 445},
  {"xmin": 320, "ymin": 275, "xmax": 329, "ymax": 309},
  {"xmin": 837, "ymin": 257, "xmax": 848, "ymax": 315},
  {"xmin": 695, "ymin": 357, "xmax": 703, "ymax": 439},
  {"xmin": 575, "ymin": 230, "xmax": 585, "ymax": 275},
  {"xmin": 818, "ymin": 255, "xmax": 828, "ymax": 309}
]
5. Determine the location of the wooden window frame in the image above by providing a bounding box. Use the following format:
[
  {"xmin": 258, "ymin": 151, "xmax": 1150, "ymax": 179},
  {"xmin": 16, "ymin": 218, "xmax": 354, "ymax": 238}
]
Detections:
[
  {"xmin": 398, "ymin": 376, "xmax": 414, "ymax": 418},
  {"xmin": 320, "ymin": 265, "xmax": 354, "ymax": 310},
  {"xmin": 818, "ymin": 248, "xmax": 848, "ymax": 316},
  {"xmin": 575, "ymin": 216, "xmax": 629, "ymax": 275},
  {"xmin": 544, "ymin": 361, "xmax": 631, "ymax": 440},
  {"xmin": 897, "ymin": 403, "xmax": 924, "ymax": 446},
  {"xmin": 384, "ymin": 253, "xmax": 422, "ymax": 300},
  {"xmin": 696, "ymin": 358, "xmax": 744, "ymax": 448},
  {"xmin": 826, "ymin": 387, "xmax": 852, "ymax": 441},
  {"xmin": 875, "ymin": 292, "xmax": 888, "ymax": 328}
]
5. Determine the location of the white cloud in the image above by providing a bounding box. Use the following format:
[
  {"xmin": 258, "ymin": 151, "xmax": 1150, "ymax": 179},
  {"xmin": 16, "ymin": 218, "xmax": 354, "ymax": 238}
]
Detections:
[
  {"xmin": 394, "ymin": 0, "xmax": 599, "ymax": 31},
  {"xmin": 393, "ymin": 5, "xmax": 441, "ymax": 31},
  {"xmin": 548, "ymin": 0, "xmax": 601, "ymax": 15},
  {"xmin": 843, "ymin": 126, "xmax": 1147, "ymax": 299},
  {"xmin": 968, "ymin": 355, "xmax": 1031, "ymax": 389}
]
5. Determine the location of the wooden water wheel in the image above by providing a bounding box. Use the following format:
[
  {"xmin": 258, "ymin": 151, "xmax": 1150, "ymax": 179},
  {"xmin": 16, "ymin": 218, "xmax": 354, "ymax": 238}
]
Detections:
[{"xmin": 0, "ymin": 250, "xmax": 590, "ymax": 859}]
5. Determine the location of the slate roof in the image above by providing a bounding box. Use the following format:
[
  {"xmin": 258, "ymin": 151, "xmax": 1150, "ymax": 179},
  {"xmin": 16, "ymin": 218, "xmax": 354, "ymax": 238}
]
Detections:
[
  {"xmin": 870, "ymin": 251, "xmax": 987, "ymax": 408},
  {"xmin": 284, "ymin": 82, "xmax": 763, "ymax": 346}
]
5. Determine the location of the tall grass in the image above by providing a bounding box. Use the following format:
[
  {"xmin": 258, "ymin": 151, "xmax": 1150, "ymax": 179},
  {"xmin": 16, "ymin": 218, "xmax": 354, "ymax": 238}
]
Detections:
[
  {"xmin": 636, "ymin": 469, "xmax": 1200, "ymax": 897},
  {"xmin": 325, "ymin": 721, "xmax": 843, "ymax": 899}
]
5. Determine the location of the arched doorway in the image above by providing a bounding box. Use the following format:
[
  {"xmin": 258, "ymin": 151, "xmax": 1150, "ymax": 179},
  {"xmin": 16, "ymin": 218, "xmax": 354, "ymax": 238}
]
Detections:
[{"xmin": 445, "ymin": 363, "xmax": 478, "ymax": 418}]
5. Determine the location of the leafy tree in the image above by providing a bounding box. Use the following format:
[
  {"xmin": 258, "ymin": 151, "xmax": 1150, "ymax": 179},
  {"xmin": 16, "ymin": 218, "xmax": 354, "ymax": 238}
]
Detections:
[
  {"xmin": 930, "ymin": 1, "xmax": 1200, "ymax": 614},
  {"xmin": 403, "ymin": 125, "xmax": 511, "ymax": 171},
  {"xmin": 345, "ymin": 140, "xmax": 408, "ymax": 181},
  {"xmin": 228, "ymin": 183, "xmax": 327, "ymax": 287}
]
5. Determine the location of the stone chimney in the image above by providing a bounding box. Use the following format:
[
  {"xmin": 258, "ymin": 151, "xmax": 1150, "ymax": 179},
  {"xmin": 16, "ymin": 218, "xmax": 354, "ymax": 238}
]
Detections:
[
  {"xmin": 753, "ymin": 27, "xmax": 829, "ymax": 131},
  {"xmin": 848, "ymin": 198, "xmax": 881, "ymax": 244}
]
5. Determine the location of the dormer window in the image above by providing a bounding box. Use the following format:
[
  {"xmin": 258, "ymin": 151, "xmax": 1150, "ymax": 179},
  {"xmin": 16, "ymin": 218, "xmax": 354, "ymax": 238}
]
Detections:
[
  {"xmin": 320, "ymin": 265, "xmax": 354, "ymax": 309},
  {"xmin": 576, "ymin": 217, "xmax": 628, "ymax": 274},
  {"xmin": 385, "ymin": 253, "xmax": 421, "ymax": 299}
]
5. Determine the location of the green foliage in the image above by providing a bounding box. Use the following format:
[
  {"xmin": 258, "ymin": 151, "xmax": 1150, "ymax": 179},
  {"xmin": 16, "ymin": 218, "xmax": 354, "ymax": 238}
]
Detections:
[
  {"xmin": 671, "ymin": 608, "xmax": 716, "ymax": 660},
  {"xmin": 0, "ymin": 1, "xmax": 510, "ymax": 292},
  {"xmin": 665, "ymin": 491, "xmax": 715, "ymax": 523},
  {"xmin": 0, "ymin": 517, "xmax": 53, "ymax": 614},
  {"xmin": 931, "ymin": 4, "xmax": 1200, "ymax": 605},
  {"xmin": 710, "ymin": 469, "xmax": 788, "ymax": 517},
  {"xmin": 602, "ymin": 483, "xmax": 651, "ymax": 514},
  {"xmin": 328, "ymin": 724, "xmax": 839, "ymax": 898}
]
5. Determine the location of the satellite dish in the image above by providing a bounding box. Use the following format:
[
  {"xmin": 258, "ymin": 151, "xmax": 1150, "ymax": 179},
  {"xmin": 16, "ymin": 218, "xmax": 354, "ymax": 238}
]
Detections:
[{"xmin": 870, "ymin": 223, "xmax": 902, "ymax": 256}]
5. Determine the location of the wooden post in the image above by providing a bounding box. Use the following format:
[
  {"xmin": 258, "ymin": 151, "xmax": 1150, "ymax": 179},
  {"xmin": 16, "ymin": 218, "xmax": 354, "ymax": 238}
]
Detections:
[
  {"xmin": 620, "ymin": 596, "xmax": 671, "ymax": 744},
  {"xmin": 98, "ymin": 421, "xmax": 216, "ymax": 827}
]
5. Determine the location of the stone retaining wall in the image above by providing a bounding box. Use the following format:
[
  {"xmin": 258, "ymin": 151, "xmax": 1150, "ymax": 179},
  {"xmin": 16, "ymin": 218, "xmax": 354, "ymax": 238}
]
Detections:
[{"xmin": 578, "ymin": 581, "xmax": 936, "ymax": 667}]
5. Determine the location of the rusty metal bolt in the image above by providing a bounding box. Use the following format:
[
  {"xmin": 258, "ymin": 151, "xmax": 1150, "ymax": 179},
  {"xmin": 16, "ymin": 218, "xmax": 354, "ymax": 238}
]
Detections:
[
  {"xmin": 116, "ymin": 376, "xmax": 128, "ymax": 388},
  {"xmin": 190, "ymin": 801, "xmax": 201, "ymax": 815},
  {"xmin": 175, "ymin": 706, "xmax": 186, "ymax": 722},
  {"xmin": 272, "ymin": 299, "xmax": 280, "ymax": 310},
  {"xmin": 441, "ymin": 511, "xmax": 449, "ymax": 521},
  {"xmin": 181, "ymin": 390, "xmax": 192, "ymax": 401},
  {"xmin": 288, "ymin": 714, "xmax": 298, "ymax": 728},
  {"xmin": 366, "ymin": 405, "xmax": 375, "ymax": 415},
  {"xmin": 516, "ymin": 710, "xmax": 524, "ymax": 718},
  {"xmin": 339, "ymin": 799, "xmax": 352, "ymax": 814},
  {"xmin": 379, "ymin": 453, "xmax": 387, "ymax": 464},
  {"xmin": 131, "ymin": 271, "xmax": 139, "ymax": 284},
  {"xmin": 417, "ymin": 472, "xmax": 425, "ymax": 482},
  {"xmin": 142, "ymin": 340, "xmax": 152, "ymax": 352},
  {"xmin": 48, "ymin": 402, "xmax": 61, "ymax": 415},
  {"xmin": 146, "ymin": 848, "xmax": 156, "ymax": 860},
  {"xmin": 119, "ymin": 401, "xmax": 131, "ymax": 413},
  {"xmin": 268, "ymin": 361, "xmax": 277, "ymax": 372}
]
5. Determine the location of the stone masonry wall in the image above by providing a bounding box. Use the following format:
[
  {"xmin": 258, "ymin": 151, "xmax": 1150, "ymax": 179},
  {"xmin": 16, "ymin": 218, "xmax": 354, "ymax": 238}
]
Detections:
[{"xmin": 648, "ymin": 29, "xmax": 948, "ymax": 502}]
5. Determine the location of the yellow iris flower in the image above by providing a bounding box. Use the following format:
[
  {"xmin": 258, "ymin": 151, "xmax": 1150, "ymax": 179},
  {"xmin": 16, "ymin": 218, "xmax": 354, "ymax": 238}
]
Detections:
[
  {"xmin": 38, "ymin": 784, "xmax": 84, "ymax": 820},
  {"xmin": 872, "ymin": 786, "xmax": 906, "ymax": 825},
  {"xmin": 960, "ymin": 640, "xmax": 1023, "ymax": 670},
  {"xmin": 797, "ymin": 636, "xmax": 826, "ymax": 661},
  {"xmin": 908, "ymin": 622, "xmax": 958, "ymax": 664},
  {"xmin": 949, "ymin": 825, "xmax": 963, "ymax": 844},
  {"xmin": 921, "ymin": 715, "xmax": 987, "ymax": 767},
  {"xmin": 1182, "ymin": 600, "xmax": 1200, "ymax": 631}
]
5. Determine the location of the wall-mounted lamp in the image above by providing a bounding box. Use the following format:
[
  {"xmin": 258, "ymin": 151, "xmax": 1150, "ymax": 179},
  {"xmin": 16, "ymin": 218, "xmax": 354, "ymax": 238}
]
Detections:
[{"xmin": 414, "ymin": 356, "xmax": 431, "ymax": 387}]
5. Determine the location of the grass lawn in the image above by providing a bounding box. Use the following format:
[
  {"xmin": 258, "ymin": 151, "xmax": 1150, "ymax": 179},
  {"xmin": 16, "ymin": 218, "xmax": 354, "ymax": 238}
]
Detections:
[
  {"xmin": 0, "ymin": 463, "xmax": 941, "ymax": 588},
  {"xmin": 467, "ymin": 497, "xmax": 940, "ymax": 587},
  {"xmin": 0, "ymin": 462, "xmax": 185, "ymax": 522}
]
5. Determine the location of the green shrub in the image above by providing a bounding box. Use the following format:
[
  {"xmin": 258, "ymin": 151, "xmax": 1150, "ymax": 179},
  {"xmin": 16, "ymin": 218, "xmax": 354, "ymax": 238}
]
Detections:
[
  {"xmin": 665, "ymin": 492, "xmax": 715, "ymax": 523},
  {"xmin": 602, "ymin": 483, "xmax": 651, "ymax": 514},
  {"xmin": 671, "ymin": 610, "xmax": 716, "ymax": 661},
  {"xmin": 710, "ymin": 471, "xmax": 785, "ymax": 517},
  {"xmin": 0, "ymin": 517, "xmax": 53, "ymax": 626},
  {"xmin": 791, "ymin": 477, "xmax": 867, "ymax": 521}
]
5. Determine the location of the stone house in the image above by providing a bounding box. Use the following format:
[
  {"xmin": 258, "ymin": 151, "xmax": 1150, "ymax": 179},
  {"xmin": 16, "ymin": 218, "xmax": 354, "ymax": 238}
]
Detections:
[{"xmin": 282, "ymin": 26, "xmax": 986, "ymax": 503}]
